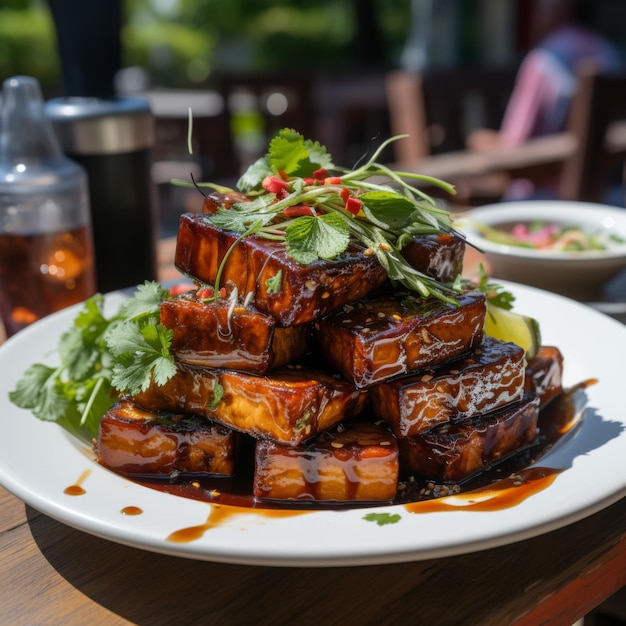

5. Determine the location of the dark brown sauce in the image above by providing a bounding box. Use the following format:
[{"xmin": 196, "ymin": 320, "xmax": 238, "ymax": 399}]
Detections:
[
  {"xmin": 63, "ymin": 469, "xmax": 92, "ymax": 496},
  {"xmin": 125, "ymin": 380, "xmax": 594, "ymax": 536},
  {"xmin": 404, "ymin": 466, "xmax": 561, "ymax": 513},
  {"xmin": 121, "ymin": 506, "xmax": 143, "ymax": 516},
  {"xmin": 167, "ymin": 504, "xmax": 308, "ymax": 544}
]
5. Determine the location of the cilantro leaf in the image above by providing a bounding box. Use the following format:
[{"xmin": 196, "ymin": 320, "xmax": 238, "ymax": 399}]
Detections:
[
  {"xmin": 237, "ymin": 156, "xmax": 273, "ymax": 193},
  {"xmin": 363, "ymin": 512, "xmax": 402, "ymax": 526},
  {"xmin": 208, "ymin": 381, "xmax": 224, "ymax": 410},
  {"xmin": 475, "ymin": 264, "xmax": 515, "ymax": 310},
  {"xmin": 8, "ymin": 363, "xmax": 66, "ymax": 422},
  {"xmin": 118, "ymin": 281, "xmax": 170, "ymax": 321},
  {"xmin": 9, "ymin": 281, "xmax": 176, "ymax": 440},
  {"xmin": 267, "ymin": 128, "xmax": 333, "ymax": 178},
  {"xmin": 108, "ymin": 320, "xmax": 176, "ymax": 395},
  {"xmin": 265, "ymin": 270, "xmax": 283, "ymax": 294},
  {"xmin": 285, "ymin": 213, "xmax": 350, "ymax": 264}
]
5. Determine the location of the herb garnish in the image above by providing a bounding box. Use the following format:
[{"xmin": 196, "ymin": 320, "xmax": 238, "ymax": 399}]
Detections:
[
  {"xmin": 174, "ymin": 128, "xmax": 462, "ymax": 303},
  {"xmin": 363, "ymin": 512, "xmax": 402, "ymax": 526},
  {"xmin": 473, "ymin": 263, "xmax": 515, "ymax": 310},
  {"xmin": 9, "ymin": 281, "xmax": 175, "ymax": 438}
]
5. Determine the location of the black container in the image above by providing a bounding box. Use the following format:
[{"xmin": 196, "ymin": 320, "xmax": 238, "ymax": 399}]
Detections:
[{"xmin": 44, "ymin": 97, "xmax": 158, "ymax": 293}]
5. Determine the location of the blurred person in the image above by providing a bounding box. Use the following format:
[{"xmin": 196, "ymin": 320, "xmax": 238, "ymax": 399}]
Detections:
[{"xmin": 467, "ymin": 0, "xmax": 623, "ymax": 200}]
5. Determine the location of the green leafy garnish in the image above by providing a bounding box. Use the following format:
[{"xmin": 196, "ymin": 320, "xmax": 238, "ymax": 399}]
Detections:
[
  {"xmin": 178, "ymin": 128, "xmax": 462, "ymax": 304},
  {"xmin": 363, "ymin": 512, "xmax": 402, "ymax": 526},
  {"xmin": 8, "ymin": 281, "xmax": 176, "ymax": 439},
  {"xmin": 265, "ymin": 270, "xmax": 283, "ymax": 294},
  {"xmin": 473, "ymin": 263, "xmax": 515, "ymax": 310}
]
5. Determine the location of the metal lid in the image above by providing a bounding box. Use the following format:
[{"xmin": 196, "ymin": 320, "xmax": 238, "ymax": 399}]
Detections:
[{"xmin": 44, "ymin": 96, "xmax": 154, "ymax": 155}]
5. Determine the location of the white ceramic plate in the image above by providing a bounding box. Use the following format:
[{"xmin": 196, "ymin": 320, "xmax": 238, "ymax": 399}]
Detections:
[{"xmin": 1, "ymin": 284, "xmax": 625, "ymax": 567}]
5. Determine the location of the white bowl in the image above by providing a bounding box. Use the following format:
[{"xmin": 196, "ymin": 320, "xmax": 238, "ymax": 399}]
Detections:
[{"xmin": 457, "ymin": 200, "xmax": 626, "ymax": 301}]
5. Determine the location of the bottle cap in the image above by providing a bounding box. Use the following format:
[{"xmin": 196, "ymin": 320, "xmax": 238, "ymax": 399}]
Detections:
[{"xmin": 45, "ymin": 96, "xmax": 154, "ymax": 155}]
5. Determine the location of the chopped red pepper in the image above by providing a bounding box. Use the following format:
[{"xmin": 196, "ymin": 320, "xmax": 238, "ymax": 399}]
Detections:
[
  {"xmin": 283, "ymin": 205, "xmax": 317, "ymax": 218},
  {"xmin": 262, "ymin": 176, "xmax": 290, "ymax": 195},
  {"xmin": 169, "ymin": 282, "xmax": 195, "ymax": 296},
  {"xmin": 340, "ymin": 187, "xmax": 351, "ymax": 203},
  {"xmin": 303, "ymin": 177, "xmax": 316, "ymax": 185},
  {"xmin": 324, "ymin": 176, "xmax": 342, "ymax": 186},
  {"xmin": 345, "ymin": 197, "xmax": 362, "ymax": 216},
  {"xmin": 196, "ymin": 287, "xmax": 214, "ymax": 299},
  {"xmin": 313, "ymin": 168, "xmax": 328, "ymax": 181}
]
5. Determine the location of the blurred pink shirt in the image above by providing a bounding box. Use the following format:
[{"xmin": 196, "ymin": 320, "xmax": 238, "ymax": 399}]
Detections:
[{"xmin": 499, "ymin": 25, "xmax": 623, "ymax": 148}]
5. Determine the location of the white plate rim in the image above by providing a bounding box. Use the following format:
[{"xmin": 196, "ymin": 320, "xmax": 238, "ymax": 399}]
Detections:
[{"xmin": 0, "ymin": 283, "xmax": 625, "ymax": 567}]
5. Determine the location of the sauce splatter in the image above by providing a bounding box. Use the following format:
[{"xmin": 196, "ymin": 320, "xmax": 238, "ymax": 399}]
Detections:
[
  {"xmin": 64, "ymin": 469, "xmax": 92, "ymax": 496},
  {"xmin": 121, "ymin": 506, "xmax": 143, "ymax": 516},
  {"xmin": 166, "ymin": 504, "xmax": 307, "ymax": 543}
]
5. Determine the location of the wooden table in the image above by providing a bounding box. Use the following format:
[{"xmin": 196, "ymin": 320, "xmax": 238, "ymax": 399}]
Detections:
[
  {"xmin": 1, "ymin": 484, "xmax": 624, "ymax": 625},
  {"xmin": 1, "ymin": 240, "xmax": 624, "ymax": 626}
]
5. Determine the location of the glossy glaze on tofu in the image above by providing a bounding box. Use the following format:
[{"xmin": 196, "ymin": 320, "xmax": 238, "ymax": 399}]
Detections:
[
  {"xmin": 253, "ymin": 421, "xmax": 399, "ymax": 502},
  {"xmin": 175, "ymin": 213, "xmax": 388, "ymax": 326},
  {"xmin": 315, "ymin": 289, "xmax": 486, "ymax": 388},
  {"xmin": 161, "ymin": 296, "xmax": 309, "ymax": 373},
  {"xmin": 96, "ymin": 401, "xmax": 239, "ymax": 477},
  {"xmin": 401, "ymin": 233, "xmax": 465, "ymax": 283},
  {"xmin": 133, "ymin": 363, "xmax": 369, "ymax": 446},
  {"xmin": 398, "ymin": 392, "xmax": 540, "ymax": 483},
  {"xmin": 370, "ymin": 336, "xmax": 526, "ymax": 437},
  {"xmin": 525, "ymin": 346, "xmax": 564, "ymax": 407}
]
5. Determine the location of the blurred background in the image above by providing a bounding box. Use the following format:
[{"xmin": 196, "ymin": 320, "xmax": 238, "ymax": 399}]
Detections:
[{"xmin": 2, "ymin": 0, "xmax": 626, "ymax": 233}]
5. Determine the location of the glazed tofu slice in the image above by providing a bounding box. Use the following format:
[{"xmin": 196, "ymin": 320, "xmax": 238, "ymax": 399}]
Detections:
[
  {"xmin": 95, "ymin": 401, "xmax": 239, "ymax": 477},
  {"xmin": 315, "ymin": 289, "xmax": 486, "ymax": 388},
  {"xmin": 525, "ymin": 345, "xmax": 564, "ymax": 407},
  {"xmin": 371, "ymin": 336, "xmax": 526, "ymax": 437},
  {"xmin": 133, "ymin": 364, "xmax": 369, "ymax": 446},
  {"xmin": 161, "ymin": 295, "xmax": 309, "ymax": 374},
  {"xmin": 401, "ymin": 232, "xmax": 465, "ymax": 283},
  {"xmin": 398, "ymin": 392, "xmax": 540, "ymax": 483},
  {"xmin": 253, "ymin": 421, "xmax": 399, "ymax": 502},
  {"xmin": 174, "ymin": 213, "xmax": 387, "ymax": 326}
]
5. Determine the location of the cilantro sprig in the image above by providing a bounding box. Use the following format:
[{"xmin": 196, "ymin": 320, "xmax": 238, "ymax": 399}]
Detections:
[
  {"xmin": 8, "ymin": 281, "xmax": 176, "ymax": 439},
  {"xmin": 473, "ymin": 263, "xmax": 515, "ymax": 310},
  {"xmin": 175, "ymin": 129, "xmax": 462, "ymax": 303}
]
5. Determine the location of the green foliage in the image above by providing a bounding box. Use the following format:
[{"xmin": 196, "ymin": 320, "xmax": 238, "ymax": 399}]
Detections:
[
  {"xmin": 1, "ymin": 1, "xmax": 410, "ymax": 90},
  {"xmin": 9, "ymin": 282, "xmax": 175, "ymax": 439},
  {"xmin": 0, "ymin": 8, "xmax": 59, "ymax": 88}
]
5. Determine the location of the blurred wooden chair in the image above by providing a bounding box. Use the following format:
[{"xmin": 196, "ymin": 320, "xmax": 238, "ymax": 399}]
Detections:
[
  {"xmin": 385, "ymin": 66, "xmax": 516, "ymax": 162},
  {"xmin": 559, "ymin": 63, "xmax": 626, "ymax": 204}
]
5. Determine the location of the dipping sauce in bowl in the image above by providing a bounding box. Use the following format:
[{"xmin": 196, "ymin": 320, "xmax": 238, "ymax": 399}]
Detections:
[{"xmin": 457, "ymin": 200, "xmax": 626, "ymax": 301}]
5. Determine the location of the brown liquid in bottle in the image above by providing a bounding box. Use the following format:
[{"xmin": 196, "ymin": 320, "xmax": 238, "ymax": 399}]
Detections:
[{"xmin": 0, "ymin": 226, "xmax": 96, "ymax": 335}]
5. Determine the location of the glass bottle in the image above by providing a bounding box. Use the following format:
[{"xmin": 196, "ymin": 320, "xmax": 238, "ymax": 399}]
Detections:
[{"xmin": 0, "ymin": 76, "xmax": 97, "ymax": 337}]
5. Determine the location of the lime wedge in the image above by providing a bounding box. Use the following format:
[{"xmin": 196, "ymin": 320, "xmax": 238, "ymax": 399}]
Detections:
[{"xmin": 484, "ymin": 304, "xmax": 541, "ymax": 359}]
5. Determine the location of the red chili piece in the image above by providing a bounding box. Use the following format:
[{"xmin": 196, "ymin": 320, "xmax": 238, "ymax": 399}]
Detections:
[
  {"xmin": 345, "ymin": 197, "xmax": 362, "ymax": 216},
  {"xmin": 262, "ymin": 176, "xmax": 290, "ymax": 195},
  {"xmin": 283, "ymin": 205, "xmax": 317, "ymax": 218}
]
